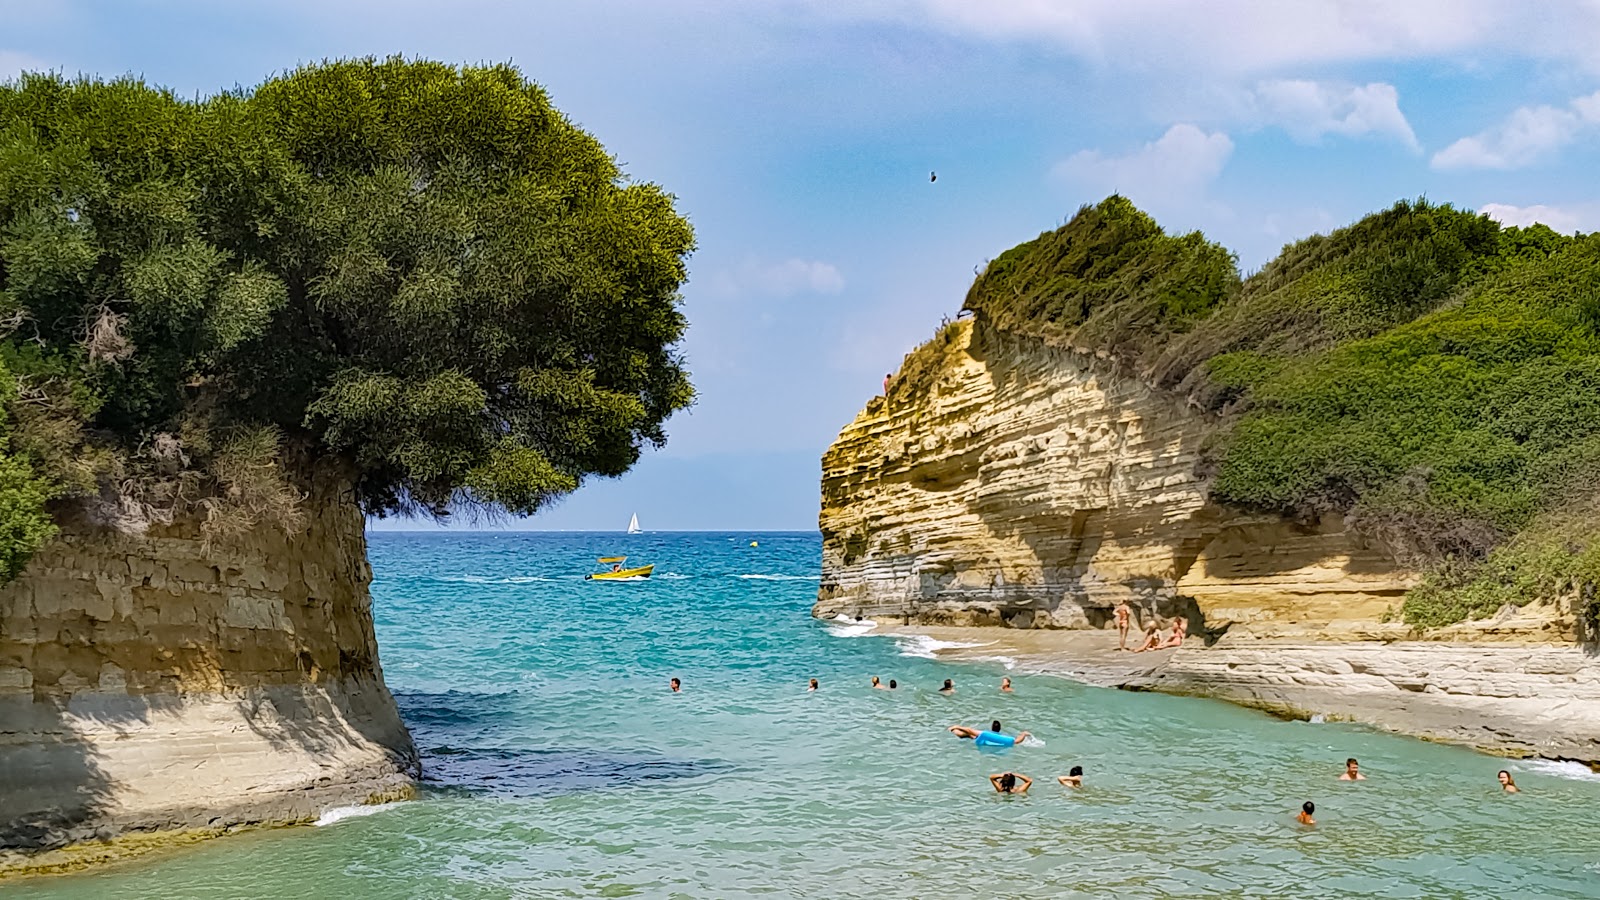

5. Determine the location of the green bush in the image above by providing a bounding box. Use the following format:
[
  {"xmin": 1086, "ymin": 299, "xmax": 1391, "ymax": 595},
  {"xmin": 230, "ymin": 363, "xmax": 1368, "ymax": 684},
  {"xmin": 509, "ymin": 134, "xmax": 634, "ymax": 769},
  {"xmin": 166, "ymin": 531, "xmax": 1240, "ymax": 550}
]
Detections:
[
  {"xmin": 0, "ymin": 57, "xmax": 695, "ymax": 578},
  {"xmin": 949, "ymin": 195, "xmax": 1600, "ymax": 627}
]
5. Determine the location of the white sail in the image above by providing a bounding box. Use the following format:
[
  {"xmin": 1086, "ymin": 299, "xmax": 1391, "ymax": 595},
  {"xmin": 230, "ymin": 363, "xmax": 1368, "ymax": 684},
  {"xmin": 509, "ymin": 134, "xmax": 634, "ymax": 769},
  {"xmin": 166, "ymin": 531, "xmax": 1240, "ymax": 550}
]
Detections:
[{"xmin": 627, "ymin": 513, "xmax": 641, "ymax": 534}]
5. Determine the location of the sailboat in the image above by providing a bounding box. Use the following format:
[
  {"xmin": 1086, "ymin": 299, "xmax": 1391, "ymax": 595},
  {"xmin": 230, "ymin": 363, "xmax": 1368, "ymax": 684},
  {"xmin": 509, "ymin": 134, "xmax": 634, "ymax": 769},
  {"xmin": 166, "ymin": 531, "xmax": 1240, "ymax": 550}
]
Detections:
[{"xmin": 627, "ymin": 512, "xmax": 641, "ymax": 534}]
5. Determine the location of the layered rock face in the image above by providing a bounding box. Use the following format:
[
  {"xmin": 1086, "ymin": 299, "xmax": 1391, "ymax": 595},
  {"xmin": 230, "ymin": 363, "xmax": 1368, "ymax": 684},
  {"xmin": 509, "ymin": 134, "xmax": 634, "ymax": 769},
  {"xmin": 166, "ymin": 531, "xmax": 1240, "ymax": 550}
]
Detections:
[
  {"xmin": 817, "ymin": 317, "xmax": 1407, "ymax": 628},
  {"xmin": 818, "ymin": 317, "xmax": 1600, "ymax": 761},
  {"xmin": 0, "ymin": 486, "xmax": 416, "ymax": 852}
]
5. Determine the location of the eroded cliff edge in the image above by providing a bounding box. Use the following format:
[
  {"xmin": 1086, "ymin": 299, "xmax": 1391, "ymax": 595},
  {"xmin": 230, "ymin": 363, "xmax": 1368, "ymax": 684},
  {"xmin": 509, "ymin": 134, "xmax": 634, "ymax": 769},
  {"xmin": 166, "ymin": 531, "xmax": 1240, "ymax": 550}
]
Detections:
[
  {"xmin": 0, "ymin": 485, "xmax": 417, "ymax": 860},
  {"xmin": 817, "ymin": 317, "xmax": 1600, "ymax": 763}
]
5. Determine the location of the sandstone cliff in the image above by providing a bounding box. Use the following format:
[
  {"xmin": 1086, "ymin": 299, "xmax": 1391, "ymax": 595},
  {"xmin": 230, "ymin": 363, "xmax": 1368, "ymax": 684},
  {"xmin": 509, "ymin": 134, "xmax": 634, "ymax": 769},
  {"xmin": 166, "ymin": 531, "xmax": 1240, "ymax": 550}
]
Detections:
[
  {"xmin": 818, "ymin": 316, "xmax": 1600, "ymax": 762},
  {"xmin": 0, "ymin": 484, "xmax": 416, "ymax": 857},
  {"xmin": 817, "ymin": 317, "xmax": 1410, "ymax": 629}
]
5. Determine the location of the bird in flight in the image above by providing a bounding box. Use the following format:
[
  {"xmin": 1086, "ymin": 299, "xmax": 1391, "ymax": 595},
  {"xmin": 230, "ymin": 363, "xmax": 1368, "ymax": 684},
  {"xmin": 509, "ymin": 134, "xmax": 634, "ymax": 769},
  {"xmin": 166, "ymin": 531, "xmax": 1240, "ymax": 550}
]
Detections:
[{"xmin": 930, "ymin": 171, "xmax": 937, "ymax": 182}]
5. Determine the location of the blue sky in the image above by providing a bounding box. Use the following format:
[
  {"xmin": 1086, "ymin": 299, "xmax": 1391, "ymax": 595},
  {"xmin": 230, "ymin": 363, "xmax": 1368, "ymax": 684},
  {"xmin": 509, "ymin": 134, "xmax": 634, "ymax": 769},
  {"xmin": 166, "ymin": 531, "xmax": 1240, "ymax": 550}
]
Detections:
[{"xmin": 6, "ymin": 1, "xmax": 1600, "ymax": 531}]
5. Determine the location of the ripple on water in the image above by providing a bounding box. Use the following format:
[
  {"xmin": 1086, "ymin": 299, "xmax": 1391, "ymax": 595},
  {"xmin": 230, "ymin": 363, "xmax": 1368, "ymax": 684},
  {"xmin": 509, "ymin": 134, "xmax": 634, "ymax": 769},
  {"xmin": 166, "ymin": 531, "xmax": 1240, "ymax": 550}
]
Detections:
[{"xmin": 17, "ymin": 532, "xmax": 1600, "ymax": 900}]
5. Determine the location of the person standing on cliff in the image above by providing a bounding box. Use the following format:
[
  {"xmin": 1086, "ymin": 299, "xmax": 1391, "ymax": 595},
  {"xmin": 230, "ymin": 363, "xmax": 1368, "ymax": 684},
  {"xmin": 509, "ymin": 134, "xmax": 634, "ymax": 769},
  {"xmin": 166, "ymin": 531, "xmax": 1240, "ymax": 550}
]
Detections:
[
  {"xmin": 883, "ymin": 373, "xmax": 893, "ymax": 394},
  {"xmin": 1114, "ymin": 600, "xmax": 1132, "ymax": 650},
  {"xmin": 1339, "ymin": 758, "xmax": 1365, "ymax": 781}
]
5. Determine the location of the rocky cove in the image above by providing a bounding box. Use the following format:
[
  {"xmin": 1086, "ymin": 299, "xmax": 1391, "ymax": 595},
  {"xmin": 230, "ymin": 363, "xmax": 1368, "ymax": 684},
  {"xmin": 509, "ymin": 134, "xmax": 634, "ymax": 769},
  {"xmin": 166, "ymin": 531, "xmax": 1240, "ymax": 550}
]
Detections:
[{"xmin": 815, "ymin": 316, "xmax": 1600, "ymax": 765}]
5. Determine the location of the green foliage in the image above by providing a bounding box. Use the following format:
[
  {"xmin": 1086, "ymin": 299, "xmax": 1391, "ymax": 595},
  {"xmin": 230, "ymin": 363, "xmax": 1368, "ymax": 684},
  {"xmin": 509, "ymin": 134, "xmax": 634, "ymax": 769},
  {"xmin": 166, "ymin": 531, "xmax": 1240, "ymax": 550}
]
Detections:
[
  {"xmin": 964, "ymin": 196, "xmax": 1240, "ymax": 363},
  {"xmin": 946, "ymin": 195, "xmax": 1600, "ymax": 627},
  {"xmin": 0, "ymin": 57, "xmax": 695, "ymax": 578}
]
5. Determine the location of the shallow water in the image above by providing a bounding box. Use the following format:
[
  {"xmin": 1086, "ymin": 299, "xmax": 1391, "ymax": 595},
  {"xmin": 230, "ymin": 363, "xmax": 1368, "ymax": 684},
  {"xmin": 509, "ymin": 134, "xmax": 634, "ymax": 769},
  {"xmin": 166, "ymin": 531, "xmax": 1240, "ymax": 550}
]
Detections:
[{"xmin": 11, "ymin": 532, "xmax": 1600, "ymax": 898}]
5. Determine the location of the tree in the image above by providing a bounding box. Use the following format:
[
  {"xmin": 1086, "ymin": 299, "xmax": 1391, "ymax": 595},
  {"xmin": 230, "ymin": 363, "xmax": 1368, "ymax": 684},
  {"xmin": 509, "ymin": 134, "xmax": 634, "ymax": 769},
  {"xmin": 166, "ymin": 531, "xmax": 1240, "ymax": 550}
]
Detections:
[{"xmin": 0, "ymin": 57, "xmax": 695, "ymax": 570}]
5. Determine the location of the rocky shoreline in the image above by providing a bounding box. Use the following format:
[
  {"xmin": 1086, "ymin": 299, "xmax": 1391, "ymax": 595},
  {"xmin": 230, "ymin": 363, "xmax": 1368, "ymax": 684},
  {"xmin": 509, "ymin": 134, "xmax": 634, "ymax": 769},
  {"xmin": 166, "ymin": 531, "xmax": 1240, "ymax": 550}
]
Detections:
[{"xmin": 868, "ymin": 623, "xmax": 1600, "ymax": 766}]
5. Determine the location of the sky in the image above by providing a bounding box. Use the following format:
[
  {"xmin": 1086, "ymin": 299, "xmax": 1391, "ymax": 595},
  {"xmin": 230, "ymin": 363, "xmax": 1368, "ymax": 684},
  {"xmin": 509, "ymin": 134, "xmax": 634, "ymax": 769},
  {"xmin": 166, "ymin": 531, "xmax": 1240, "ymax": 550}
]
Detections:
[{"xmin": 6, "ymin": 1, "xmax": 1600, "ymax": 531}]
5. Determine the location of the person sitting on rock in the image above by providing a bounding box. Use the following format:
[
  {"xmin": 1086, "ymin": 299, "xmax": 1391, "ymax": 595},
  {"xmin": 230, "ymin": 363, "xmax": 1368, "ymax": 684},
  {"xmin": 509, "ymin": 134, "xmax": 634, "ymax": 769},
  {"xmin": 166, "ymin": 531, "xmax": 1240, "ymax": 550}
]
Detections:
[
  {"xmin": 1160, "ymin": 617, "xmax": 1188, "ymax": 649},
  {"xmin": 1133, "ymin": 622, "xmax": 1163, "ymax": 652}
]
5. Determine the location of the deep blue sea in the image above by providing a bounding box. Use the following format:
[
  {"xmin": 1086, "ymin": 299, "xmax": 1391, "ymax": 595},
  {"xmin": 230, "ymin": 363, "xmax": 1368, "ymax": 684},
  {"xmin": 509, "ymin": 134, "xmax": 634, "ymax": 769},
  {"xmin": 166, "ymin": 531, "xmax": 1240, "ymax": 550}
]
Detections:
[{"xmin": 14, "ymin": 532, "xmax": 1600, "ymax": 898}]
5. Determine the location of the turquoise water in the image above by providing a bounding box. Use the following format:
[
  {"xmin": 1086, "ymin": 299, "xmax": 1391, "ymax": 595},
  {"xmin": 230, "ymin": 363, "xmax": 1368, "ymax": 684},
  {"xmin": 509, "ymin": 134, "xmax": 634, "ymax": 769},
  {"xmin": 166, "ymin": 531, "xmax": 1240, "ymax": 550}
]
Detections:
[{"xmin": 11, "ymin": 531, "xmax": 1600, "ymax": 898}]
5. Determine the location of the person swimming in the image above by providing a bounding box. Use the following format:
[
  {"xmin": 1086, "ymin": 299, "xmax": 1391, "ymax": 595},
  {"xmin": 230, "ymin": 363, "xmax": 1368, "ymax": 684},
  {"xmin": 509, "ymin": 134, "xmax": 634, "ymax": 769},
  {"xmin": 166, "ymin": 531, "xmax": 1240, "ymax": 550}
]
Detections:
[
  {"xmin": 1499, "ymin": 770, "xmax": 1520, "ymax": 793},
  {"xmin": 1057, "ymin": 765, "xmax": 1084, "ymax": 788},
  {"xmin": 808, "ymin": 678, "xmax": 819, "ymax": 692},
  {"xmin": 989, "ymin": 772, "xmax": 1032, "ymax": 794},
  {"xmin": 948, "ymin": 724, "xmax": 982, "ymax": 739},
  {"xmin": 939, "ymin": 679, "xmax": 955, "ymax": 694},
  {"xmin": 1000, "ymin": 677, "xmax": 1013, "ymax": 693},
  {"xmin": 974, "ymin": 720, "xmax": 1031, "ymax": 747},
  {"xmin": 1339, "ymin": 758, "xmax": 1365, "ymax": 781},
  {"xmin": 669, "ymin": 677, "xmax": 681, "ymax": 693},
  {"xmin": 871, "ymin": 676, "xmax": 888, "ymax": 690},
  {"xmin": 888, "ymin": 679, "xmax": 898, "ymax": 690},
  {"xmin": 1296, "ymin": 801, "xmax": 1316, "ymax": 825}
]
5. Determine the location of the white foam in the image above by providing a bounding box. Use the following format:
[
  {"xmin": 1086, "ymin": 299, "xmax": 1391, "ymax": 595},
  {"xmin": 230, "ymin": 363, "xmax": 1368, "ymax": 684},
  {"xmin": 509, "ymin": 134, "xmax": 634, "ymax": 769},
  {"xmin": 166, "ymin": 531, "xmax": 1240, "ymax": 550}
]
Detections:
[
  {"xmin": 968, "ymin": 655, "xmax": 1018, "ymax": 671},
  {"xmin": 1308, "ymin": 714, "xmax": 1327, "ymax": 724},
  {"xmin": 732, "ymin": 574, "xmax": 821, "ymax": 581},
  {"xmin": 826, "ymin": 616, "xmax": 879, "ymax": 637},
  {"xmin": 895, "ymin": 635, "xmax": 998, "ymax": 659},
  {"xmin": 314, "ymin": 802, "xmax": 403, "ymax": 826},
  {"xmin": 1018, "ymin": 735, "xmax": 1046, "ymax": 748},
  {"xmin": 1520, "ymin": 759, "xmax": 1600, "ymax": 782},
  {"xmin": 658, "ymin": 572, "xmax": 691, "ymax": 580},
  {"xmin": 434, "ymin": 574, "xmax": 552, "ymax": 584}
]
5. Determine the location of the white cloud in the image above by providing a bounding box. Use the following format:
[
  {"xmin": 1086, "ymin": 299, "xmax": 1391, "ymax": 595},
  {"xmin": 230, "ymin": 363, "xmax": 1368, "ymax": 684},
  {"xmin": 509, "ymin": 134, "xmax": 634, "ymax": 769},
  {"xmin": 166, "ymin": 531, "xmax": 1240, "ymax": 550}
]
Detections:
[
  {"xmin": 1479, "ymin": 202, "xmax": 1597, "ymax": 233},
  {"xmin": 822, "ymin": 0, "xmax": 1591, "ymax": 75},
  {"xmin": 706, "ymin": 257, "xmax": 845, "ymax": 298},
  {"xmin": 1052, "ymin": 124, "xmax": 1233, "ymax": 200},
  {"xmin": 1433, "ymin": 90, "xmax": 1600, "ymax": 170},
  {"xmin": 1249, "ymin": 80, "xmax": 1418, "ymax": 149}
]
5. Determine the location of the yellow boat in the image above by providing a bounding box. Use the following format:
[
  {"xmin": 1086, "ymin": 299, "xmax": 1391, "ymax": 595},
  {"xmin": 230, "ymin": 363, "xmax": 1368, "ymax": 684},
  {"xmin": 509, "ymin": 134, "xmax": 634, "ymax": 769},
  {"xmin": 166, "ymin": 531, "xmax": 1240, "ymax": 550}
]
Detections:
[{"xmin": 586, "ymin": 556, "xmax": 654, "ymax": 581}]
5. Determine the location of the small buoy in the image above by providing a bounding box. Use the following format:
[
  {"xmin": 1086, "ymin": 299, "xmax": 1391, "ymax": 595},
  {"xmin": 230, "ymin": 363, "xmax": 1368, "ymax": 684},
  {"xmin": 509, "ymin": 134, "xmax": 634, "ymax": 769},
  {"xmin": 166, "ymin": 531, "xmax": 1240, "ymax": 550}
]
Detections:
[{"xmin": 750, "ymin": 541, "xmax": 759, "ymax": 547}]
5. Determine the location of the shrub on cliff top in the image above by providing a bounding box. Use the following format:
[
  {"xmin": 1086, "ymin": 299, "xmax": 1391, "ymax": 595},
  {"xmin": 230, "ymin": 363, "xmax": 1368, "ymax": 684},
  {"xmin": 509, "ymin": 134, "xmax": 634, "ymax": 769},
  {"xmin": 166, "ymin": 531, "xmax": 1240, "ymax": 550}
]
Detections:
[
  {"xmin": 0, "ymin": 58, "xmax": 694, "ymax": 571},
  {"xmin": 946, "ymin": 196, "xmax": 1595, "ymax": 626},
  {"xmin": 964, "ymin": 196, "xmax": 1240, "ymax": 366}
]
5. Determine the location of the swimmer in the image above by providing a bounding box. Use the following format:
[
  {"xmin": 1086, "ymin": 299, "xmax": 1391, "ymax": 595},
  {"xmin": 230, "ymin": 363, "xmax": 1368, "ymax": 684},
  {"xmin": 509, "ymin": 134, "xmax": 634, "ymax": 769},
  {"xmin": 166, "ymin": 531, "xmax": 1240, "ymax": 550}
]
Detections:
[
  {"xmin": 1133, "ymin": 622, "xmax": 1163, "ymax": 653},
  {"xmin": 1000, "ymin": 677, "xmax": 1013, "ymax": 693},
  {"xmin": 1114, "ymin": 599, "xmax": 1132, "ymax": 650},
  {"xmin": 939, "ymin": 679, "xmax": 955, "ymax": 694},
  {"xmin": 1339, "ymin": 758, "xmax": 1365, "ymax": 781},
  {"xmin": 989, "ymin": 772, "xmax": 1032, "ymax": 794},
  {"xmin": 976, "ymin": 720, "xmax": 1031, "ymax": 746},
  {"xmin": 1057, "ymin": 765, "xmax": 1084, "ymax": 788},
  {"xmin": 871, "ymin": 676, "xmax": 889, "ymax": 690},
  {"xmin": 949, "ymin": 724, "xmax": 982, "ymax": 739},
  {"xmin": 1499, "ymin": 770, "xmax": 1520, "ymax": 793},
  {"xmin": 808, "ymin": 678, "xmax": 819, "ymax": 692},
  {"xmin": 669, "ymin": 677, "xmax": 680, "ymax": 693},
  {"xmin": 1296, "ymin": 801, "xmax": 1316, "ymax": 826},
  {"xmin": 888, "ymin": 679, "xmax": 898, "ymax": 690}
]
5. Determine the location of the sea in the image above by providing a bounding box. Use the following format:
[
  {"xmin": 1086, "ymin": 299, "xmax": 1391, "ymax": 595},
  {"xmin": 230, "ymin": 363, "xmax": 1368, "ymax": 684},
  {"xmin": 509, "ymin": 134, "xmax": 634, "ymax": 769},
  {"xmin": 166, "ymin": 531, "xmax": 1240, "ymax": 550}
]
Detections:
[{"xmin": 11, "ymin": 531, "xmax": 1600, "ymax": 898}]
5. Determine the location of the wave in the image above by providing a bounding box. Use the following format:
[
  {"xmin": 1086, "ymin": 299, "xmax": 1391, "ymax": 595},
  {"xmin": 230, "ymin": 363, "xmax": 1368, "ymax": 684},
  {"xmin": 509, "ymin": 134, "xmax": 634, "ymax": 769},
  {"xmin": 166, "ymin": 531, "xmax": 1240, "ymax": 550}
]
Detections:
[
  {"xmin": 826, "ymin": 616, "xmax": 878, "ymax": 638},
  {"xmin": 732, "ymin": 574, "xmax": 821, "ymax": 581},
  {"xmin": 315, "ymin": 802, "xmax": 405, "ymax": 826},
  {"xmin": 1520, "ymin": 759, "xmax": 1600, "ymax": 782},
  {"xmin": 895, "ymin": 635, "xmax": 997, "ymax": 659},
  {"xmin": 658, "ymin": 572, "xmax": 691, "ymax": 580}
]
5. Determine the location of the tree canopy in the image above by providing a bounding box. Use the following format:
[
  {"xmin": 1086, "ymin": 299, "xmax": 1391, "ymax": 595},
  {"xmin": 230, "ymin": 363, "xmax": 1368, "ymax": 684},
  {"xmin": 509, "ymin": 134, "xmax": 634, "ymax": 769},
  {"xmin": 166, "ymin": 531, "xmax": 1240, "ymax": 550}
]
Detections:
[{"xmin": 0, "ymin": 57, "xmax": 695, "ymax": 571}]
